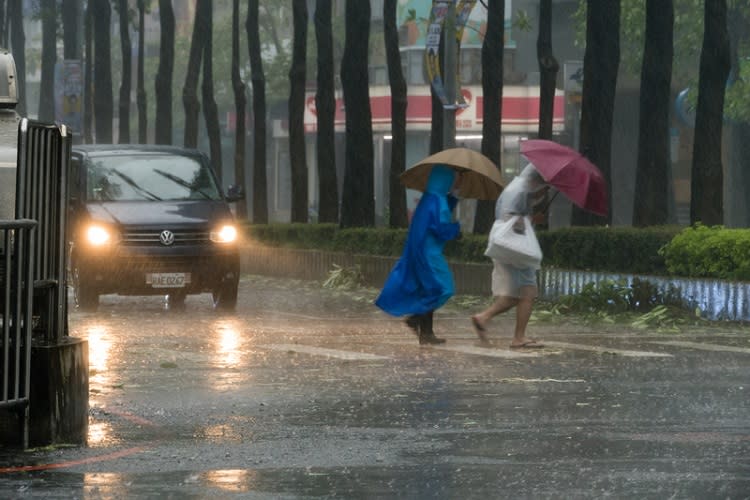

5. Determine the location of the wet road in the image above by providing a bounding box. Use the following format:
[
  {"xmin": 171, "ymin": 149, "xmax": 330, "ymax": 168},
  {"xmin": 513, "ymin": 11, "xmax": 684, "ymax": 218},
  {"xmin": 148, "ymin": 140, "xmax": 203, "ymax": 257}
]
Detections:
[{"xmin": 1, "ymin": 276, "xmax": 749, "ymax": 498}]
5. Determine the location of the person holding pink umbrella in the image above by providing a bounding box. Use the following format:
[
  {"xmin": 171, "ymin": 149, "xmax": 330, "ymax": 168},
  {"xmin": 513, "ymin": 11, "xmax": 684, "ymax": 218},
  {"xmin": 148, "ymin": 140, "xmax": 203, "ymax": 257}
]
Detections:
[{"xmin": 471, "ymin": 164, "xmax": 549, "ymax": 348}]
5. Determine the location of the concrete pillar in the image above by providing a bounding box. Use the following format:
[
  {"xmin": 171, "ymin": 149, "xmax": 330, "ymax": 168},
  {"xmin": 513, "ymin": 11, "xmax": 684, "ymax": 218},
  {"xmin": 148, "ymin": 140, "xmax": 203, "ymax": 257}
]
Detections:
[{"xmin": 28, "ymin": 337, "xmax": 89, "ymax": 446}]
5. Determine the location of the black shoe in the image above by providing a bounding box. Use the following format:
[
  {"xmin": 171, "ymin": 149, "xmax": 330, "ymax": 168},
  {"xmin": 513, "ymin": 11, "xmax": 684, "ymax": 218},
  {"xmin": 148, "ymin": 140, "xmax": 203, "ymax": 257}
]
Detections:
[{"xmin": 419, "ymin": 333, "xmax": 446, "ymax": 345}]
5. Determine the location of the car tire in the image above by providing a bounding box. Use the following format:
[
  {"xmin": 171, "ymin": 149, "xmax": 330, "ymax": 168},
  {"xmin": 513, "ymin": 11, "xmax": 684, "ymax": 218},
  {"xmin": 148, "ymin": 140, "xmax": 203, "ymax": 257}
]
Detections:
[
  {"xmin": 212, "ymin": 279, "xmax": 238, "ymax": 311},
  {"xmin": 73, "ymin": 265, "xmax": 99, "ymax": 311}
]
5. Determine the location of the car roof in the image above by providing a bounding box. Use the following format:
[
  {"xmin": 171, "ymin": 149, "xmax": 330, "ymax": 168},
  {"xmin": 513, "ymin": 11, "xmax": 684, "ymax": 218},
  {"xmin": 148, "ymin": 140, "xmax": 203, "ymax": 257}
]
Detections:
[{"xmin": 72, "ymin": 144, "xmax": 206, "ymax": 159}]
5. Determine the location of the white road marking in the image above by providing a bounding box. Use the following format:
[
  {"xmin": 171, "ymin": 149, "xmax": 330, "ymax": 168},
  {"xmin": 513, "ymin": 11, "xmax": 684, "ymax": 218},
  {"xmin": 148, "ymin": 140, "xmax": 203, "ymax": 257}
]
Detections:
[
  {"xmin": 542, "ymin": 341, "xmax": 673, "ymax": 358},
  {"xmin": 650, "ymin": 340, "xmax": 750, "ymax": 355},
  {"xmin": 259, "ymin": 344, "xmax": 389, "ymax": 360},
  {"xmin": 430, "ymin": 344, "xmax": 541, "ymax": 358}
]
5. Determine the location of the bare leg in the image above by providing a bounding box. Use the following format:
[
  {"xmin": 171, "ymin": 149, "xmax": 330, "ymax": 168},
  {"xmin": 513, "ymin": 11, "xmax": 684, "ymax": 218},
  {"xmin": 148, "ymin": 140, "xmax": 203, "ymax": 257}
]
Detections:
[
  {"xmin": 472, "ymin": 295, "xmax": 518, "ymax": 342},
  {"xmin": 474, "ymin": 296, "xmax": 518, "ymax": 325},
  {"xmin": 510, "ymin": 286, "xmax": 543, "ymax": 348},
  {"xmin": 512, "ymin": 297, "xmax": 534, "ymax": 343}
]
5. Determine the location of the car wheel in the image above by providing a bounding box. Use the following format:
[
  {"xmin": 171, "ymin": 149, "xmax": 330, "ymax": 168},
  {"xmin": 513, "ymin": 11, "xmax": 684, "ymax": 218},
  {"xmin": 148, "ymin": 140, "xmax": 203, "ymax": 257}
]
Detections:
[
  {"xmin": 73, "ymin": 265, "xmax": 99, "ymax": 311},
  {"xmin": 212, "ymin": 279, "xmax": 238, "ymax": 311}
]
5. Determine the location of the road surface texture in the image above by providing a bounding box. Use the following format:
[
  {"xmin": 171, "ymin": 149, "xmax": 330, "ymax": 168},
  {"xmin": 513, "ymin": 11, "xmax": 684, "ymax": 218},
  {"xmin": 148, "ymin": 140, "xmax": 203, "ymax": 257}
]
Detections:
[{"xmin": 0, "ymin": 276, "xmax": 748, "ymax": 498}]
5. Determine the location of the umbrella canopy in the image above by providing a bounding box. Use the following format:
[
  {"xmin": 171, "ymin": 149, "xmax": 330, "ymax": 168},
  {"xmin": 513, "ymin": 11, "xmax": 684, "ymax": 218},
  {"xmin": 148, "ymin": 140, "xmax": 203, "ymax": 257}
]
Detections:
[
  {"xmin": 520, "ymin": 139, "xmax": 608, "ymax": 216},
  {"xmin": 400, "ymin": 148, "xmax": 505, "ymax": 200}
]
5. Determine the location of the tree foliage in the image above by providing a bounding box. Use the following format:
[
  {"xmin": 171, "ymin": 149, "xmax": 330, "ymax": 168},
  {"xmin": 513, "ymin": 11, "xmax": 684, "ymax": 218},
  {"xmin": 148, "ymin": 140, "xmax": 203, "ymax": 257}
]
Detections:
[{"xmin": 576, "ymin": 0, "xmax": 750, "ymax": 121}]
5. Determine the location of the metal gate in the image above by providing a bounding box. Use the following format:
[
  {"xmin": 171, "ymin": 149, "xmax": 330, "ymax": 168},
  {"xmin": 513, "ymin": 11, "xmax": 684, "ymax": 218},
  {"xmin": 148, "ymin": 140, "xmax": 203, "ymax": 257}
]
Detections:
[
  {"xmin": 0, "ymin": 119, "xmax": 70, "ymax": 448},
  {"xmin": 15, "ymin": 118, "xmax": 71, "ymax": 342}
]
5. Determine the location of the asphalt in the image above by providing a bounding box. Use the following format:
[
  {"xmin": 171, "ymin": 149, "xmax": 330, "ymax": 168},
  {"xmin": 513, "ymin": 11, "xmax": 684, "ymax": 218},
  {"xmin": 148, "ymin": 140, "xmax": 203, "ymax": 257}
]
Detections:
[{"xmin": 0, "ymin": 275, "xmax": 748, "ymax": 499}]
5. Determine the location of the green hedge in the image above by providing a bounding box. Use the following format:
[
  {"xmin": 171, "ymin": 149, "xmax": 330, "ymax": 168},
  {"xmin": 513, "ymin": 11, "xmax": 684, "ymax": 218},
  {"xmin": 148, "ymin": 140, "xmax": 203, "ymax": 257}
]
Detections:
[
  {"xmin": 244, "ymin": 223, "xmax": 750, "ymax": 281},
  {"xmin": 538, "ymin": 226, "xmax": 680, "ymax": 274}
]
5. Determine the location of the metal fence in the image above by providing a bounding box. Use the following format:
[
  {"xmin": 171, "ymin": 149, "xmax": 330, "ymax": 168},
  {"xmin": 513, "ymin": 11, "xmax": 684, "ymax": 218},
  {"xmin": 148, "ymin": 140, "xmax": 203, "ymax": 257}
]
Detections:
[
  {"xmin": 15, "ymin": 119, "xmax": 71, "ymax": 341},
  {"xmin": 0, "ymin": 219, "xmax": 36, "ymax": 449}
]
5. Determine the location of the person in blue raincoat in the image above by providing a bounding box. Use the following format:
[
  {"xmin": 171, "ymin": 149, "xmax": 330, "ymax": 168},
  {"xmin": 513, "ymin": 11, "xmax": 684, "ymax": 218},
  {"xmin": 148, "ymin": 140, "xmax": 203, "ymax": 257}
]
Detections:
[{"xmin": 375, "ymin": 165, "xmax": 462, "ymax": 345}]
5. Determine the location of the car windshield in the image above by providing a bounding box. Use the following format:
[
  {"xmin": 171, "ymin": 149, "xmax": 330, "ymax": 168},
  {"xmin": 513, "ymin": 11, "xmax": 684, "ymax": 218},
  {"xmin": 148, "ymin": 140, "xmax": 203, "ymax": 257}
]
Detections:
[{"xmin": 86, "ymin": 153, "xmax": 221, "ymax": 202}]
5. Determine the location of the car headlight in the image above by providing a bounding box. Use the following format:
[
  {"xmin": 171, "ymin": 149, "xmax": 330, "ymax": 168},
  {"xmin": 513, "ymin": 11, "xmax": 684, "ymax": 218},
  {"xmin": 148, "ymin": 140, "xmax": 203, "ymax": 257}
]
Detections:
[
  {"xmin": 210, "ymin": 224, "xmax": 238, "ymax": 244},
  {"xmin": 85, "ymin": 224, "xmax": 114, "ymax": 246}
]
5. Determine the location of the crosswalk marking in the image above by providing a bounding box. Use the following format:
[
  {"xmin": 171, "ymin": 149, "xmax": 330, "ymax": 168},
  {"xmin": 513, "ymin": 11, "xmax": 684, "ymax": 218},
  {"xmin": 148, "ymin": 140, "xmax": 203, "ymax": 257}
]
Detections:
[
  {"xmin": 259, "ymin": 344, "xmax": 389, "ymax": 360},
  {"xmin": 650, "ymin": 341, "xmax": 750, "ymax": 355},
  {"xmin": 431, "ymin": 344, "xmax": 542, "ymax": 358},
  {"xmin": 541, "ymin": 341, "xmax": 673, "ymax": 358},
  {"xmin": 259, "ymin": 340, "xmax": 735, "ymax": 361}
]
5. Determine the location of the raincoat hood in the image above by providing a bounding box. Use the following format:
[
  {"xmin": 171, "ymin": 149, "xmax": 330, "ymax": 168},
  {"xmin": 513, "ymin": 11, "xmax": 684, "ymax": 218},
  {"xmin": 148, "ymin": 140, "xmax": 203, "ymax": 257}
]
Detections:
[{"xmin": 425, "ymin": 165, "xmax": 456, "ymax": 195}]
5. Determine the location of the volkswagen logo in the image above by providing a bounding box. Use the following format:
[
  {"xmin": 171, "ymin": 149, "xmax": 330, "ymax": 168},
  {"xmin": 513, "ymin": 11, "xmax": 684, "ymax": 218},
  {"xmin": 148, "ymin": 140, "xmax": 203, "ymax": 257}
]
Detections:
[{"xmin": 159, "ymin": 230, "xmax": 175, "ymax": 246}]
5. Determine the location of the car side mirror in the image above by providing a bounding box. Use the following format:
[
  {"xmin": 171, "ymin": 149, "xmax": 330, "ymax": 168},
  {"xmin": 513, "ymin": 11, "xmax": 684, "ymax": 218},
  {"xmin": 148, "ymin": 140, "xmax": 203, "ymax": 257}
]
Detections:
[{"xmin": 225, "ymin": 184, "xmax": 244, "ymax": 202}]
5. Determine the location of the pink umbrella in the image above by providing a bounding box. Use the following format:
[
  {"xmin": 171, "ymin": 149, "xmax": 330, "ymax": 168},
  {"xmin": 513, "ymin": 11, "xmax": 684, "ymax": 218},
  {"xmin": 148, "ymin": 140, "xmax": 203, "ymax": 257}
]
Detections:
[{"xmin": 520, "ymin": 139, "xmax": 608, "ymax": 216}]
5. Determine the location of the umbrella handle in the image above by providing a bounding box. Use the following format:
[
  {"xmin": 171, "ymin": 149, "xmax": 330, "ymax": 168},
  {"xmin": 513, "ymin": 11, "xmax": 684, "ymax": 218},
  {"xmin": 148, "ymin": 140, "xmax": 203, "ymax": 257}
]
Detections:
[{"xmin": 537, "ymin": 190, "xmax": 559, "ymax": 215}]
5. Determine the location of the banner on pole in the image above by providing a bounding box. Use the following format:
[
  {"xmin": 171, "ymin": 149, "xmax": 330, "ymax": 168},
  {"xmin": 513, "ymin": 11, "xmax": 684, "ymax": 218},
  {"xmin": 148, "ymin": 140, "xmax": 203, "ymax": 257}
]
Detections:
[{"xmin": 424, "ymin": 0, "xmax": 476, "ymax": 109}]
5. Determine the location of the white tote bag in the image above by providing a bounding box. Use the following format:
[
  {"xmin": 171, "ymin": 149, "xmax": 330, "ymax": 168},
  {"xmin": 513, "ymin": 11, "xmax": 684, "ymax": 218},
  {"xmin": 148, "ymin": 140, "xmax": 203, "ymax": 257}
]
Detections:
[{"xmin": 484, "ymin": 215, "xmax": 543, "ymax": 269}]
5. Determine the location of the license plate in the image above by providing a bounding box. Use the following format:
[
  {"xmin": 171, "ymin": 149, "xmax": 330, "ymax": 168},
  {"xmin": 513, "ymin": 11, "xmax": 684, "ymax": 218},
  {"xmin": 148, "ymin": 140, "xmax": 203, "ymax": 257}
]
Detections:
[{"xmin": 146, "ymin": 272, "xmax": 190, "ymax": 288}]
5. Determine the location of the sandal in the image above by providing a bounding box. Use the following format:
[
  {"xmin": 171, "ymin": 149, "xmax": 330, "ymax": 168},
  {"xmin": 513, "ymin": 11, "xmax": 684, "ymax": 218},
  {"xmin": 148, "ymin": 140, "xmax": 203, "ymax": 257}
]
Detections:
[{"xmin": 510, "ymin": 339, "xmax": 545, "ymax": 349}]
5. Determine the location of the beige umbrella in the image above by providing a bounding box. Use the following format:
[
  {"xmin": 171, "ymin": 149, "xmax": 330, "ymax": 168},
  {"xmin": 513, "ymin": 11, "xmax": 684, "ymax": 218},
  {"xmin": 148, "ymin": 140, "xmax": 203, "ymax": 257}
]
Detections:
[{"xmin": 400, "ymin": 147, "xmax": 505, "ymax": 200}]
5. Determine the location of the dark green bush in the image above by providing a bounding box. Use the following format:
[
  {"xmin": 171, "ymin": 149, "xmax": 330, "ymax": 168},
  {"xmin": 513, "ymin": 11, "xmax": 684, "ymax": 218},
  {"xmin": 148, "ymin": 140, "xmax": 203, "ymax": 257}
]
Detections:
[
  {"xmin": 245, "ymin": 223, "xmax": 339, "ymax": 249},
  {"xmin": 660, "ymin": 224, "xmax": 750, "ymax": 280},
  {"xmin": 539, "ymin": 226, "xmax": 680, "ymax": 275}
]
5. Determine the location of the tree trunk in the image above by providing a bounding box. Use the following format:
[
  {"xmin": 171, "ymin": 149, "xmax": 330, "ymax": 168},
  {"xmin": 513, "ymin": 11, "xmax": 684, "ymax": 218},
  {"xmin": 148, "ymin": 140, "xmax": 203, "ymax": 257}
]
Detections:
[
  {"xmin": 183, "ymin": 0, "xmax": 205, "ymax": 149},
  {"xmin": 39, "ymin": 0, "xmax": 56, "ymax": 122},
  {"xmin": 201, "ymin": 0, "xmax": 222, "ymax": 184},
  {"xmin": 340, "ymin": 0, "xmax": 374, "ymax": 228},
  {"xmin": 574, "ymin": 0, "xmax": 619, "ymax": 226},
  {"xmin": 0, "ymin": 1, "xmax": 5, "ymax": 48},
  {"xmin": 384, "ymin": 0, "xmax": 407, "ymax": 228},
  {"xmin": 83, "ymin": 1, "xmax": 93, "ymax": 143},
  {"xmin": 474, "ymin": 0, "xmax": 504, "ymax": 235},
  {"xmin": 247, "ymin": 0, "xmax": 268, "ymax": 224},
  {"xmin": 92, "ymin": 0, "xmax": 113, "ymax": 143},
  {"xmin": 315, "ymin": 0, "xmax": 339, "ymax": 224},
  {"xmin": 690, "ymin": 0, "xmax": 731, "ymax": 225},
  {"xmin": 117, "ymin": 0, "xmax": 132, "ymax": 144},
  {"xmin": 725, "ymin": 5, "xmax": 750, "ymax": 228},
  {"xmin": 231, "ymin": 0, "xmax": 247, "ymax": 220},
  {"xmin": 137, "ymin": 0, "xmax": 147, "ymax": 143},
  {"xmin": 289, "ymin": 0, "xmax": 309, "ymax": 223},
  {"xmin": 155, "ymin": 0, "xmax": 174, "ymax": 145},
  {"xmin": 633, "ymin": 0, "xmax": 673, "ymax": 227},
  {"xmin": 62, "ymin": 0, "xmax": 80, "ymax": 59},
  {"xmin": 537, "ymin": 0, "xmax": 558, "ymax": 140},
  {"xmin": 8, "ymin": 0, "xmax": 25, "ymax": 116}
]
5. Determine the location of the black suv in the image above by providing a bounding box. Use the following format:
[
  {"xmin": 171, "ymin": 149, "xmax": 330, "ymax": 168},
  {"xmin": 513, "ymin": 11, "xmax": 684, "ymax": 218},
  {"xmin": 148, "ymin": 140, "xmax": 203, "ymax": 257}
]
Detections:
[{"xmin": 68, "ymin": 145, "xmax": 242, "ymax": 310}]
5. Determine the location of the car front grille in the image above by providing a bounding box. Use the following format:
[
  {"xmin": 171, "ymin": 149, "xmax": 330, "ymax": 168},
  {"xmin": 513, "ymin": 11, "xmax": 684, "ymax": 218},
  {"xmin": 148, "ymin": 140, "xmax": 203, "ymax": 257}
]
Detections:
[{"xmin": 120, "ymin": 230, "xmax": 210, "ymax": 246}]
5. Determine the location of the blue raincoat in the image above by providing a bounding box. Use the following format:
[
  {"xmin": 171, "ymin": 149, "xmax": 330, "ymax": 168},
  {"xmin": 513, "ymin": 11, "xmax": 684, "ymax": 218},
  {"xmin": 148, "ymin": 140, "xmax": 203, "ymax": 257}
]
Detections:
[{"xmin": 375, "ymin": 165, "xmax": 460, "ymax": 316}]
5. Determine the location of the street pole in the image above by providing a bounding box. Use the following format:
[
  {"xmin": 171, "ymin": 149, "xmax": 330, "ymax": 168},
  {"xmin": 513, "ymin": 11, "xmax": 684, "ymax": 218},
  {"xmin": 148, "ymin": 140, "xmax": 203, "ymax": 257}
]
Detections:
[{"xmin": 442, "ymin": 1, "xmax": 457, "ymax": 149}]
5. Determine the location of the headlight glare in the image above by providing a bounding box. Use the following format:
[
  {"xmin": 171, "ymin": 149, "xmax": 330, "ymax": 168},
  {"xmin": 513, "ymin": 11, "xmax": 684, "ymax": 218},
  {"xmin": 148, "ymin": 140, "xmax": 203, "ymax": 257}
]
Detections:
[
  {"xmin": 211, "ymin": 224, "xmax": 238, "ymax": 243},
  {"xmin": 86, "ymin": 225, "xmax": 112, "ymax": 246}
]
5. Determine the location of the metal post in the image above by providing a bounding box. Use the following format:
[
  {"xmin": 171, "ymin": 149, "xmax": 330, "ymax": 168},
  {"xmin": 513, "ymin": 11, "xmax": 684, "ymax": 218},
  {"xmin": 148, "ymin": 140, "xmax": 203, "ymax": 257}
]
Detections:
[{"xmin": 442, "ymin": 1, "xmax": 457, "ymax": 149}]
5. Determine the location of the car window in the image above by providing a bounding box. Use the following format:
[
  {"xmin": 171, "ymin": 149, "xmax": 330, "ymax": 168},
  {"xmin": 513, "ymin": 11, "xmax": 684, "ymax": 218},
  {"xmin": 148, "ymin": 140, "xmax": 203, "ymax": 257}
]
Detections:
[{"xmin": 86, "ymin": 153, "xmax": 221, "ymax": 202}]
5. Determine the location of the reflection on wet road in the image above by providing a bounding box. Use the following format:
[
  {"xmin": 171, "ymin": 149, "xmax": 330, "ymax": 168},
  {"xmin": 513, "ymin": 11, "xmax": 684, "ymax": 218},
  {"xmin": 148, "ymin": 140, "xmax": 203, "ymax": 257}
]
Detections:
[{"xmin": 0, "ymin": 277, "xmax": 748, "ymax": 498}]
